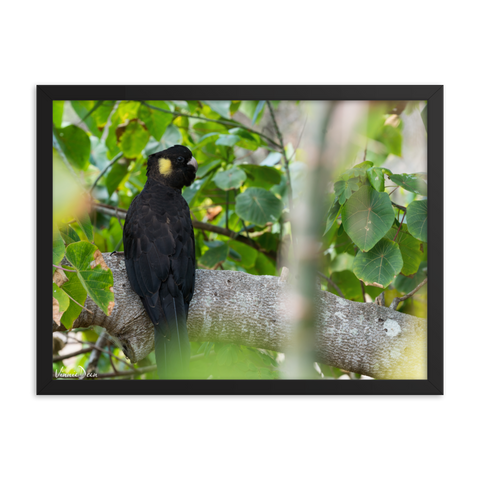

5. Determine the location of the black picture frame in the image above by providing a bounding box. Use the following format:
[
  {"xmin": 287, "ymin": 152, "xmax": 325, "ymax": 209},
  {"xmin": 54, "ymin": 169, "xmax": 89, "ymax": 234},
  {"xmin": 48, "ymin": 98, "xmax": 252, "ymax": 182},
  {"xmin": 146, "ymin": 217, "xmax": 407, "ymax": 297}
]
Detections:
[{"xmin": 39, "ymin": 85, "xmax": 443, "ymax": 395}]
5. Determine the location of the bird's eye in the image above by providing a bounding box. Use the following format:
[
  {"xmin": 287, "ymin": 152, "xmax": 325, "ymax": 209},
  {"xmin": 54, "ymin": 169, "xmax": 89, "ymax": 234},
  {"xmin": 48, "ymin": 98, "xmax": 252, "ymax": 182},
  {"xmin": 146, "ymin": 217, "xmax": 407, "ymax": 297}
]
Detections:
[{"xmin": 178, "ymin": 156, "xmax": 184, "ymax": 162}]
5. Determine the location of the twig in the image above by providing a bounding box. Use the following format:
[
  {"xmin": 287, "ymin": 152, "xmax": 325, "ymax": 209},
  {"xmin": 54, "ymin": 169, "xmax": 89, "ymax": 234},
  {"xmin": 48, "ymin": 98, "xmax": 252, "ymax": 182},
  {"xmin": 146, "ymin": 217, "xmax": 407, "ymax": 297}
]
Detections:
[
  {"xmin": 142, "ymin": 102, "xmax": 282, "ymax": 150},
  {"xmin": 390, "ymin": 278, "xmax": 428, "ymax": 310},
  {"xmin": 68, "ymin": 335, "xmax": 134, "ymax": 370},
  {"xmin": 266, "ymin": 101, "xmax": 295, "ymax": 247},
  {"xmin": 389, "ymin": 186, "xmax": 400, "ymax": 196},
  {"xmin": 225, "ymin": 191, "xmax": 229, "ymax": 230},
  {"xmin": 63, "ymin": 290, "xmax": 93, "ymax": 315},
  {"xmin": 391, "ymin": 202, "xmax": 406, "ymax": 212},
  {"xmin": 360, "ymin": 280, "xmax": 366, "ymax": 303},
  {"xmin": 375, "ymin": 292, "xmax": 385, "ymax": 306},
  {"xmin": 86, "ymin": 331, "xmax": 109, "ymax": 375},
  {"xmin": 53, "ymin": 347, "xmax": 94, "ymax": 363},
  {"xmin": 240, "ymin": 219, "xmax": 251, "ymax": 240},
  {"xmin": 53, "ymin": 264, "xmax": 75, "ymax": 272},
  {"xmin": 90, "ymin": 152, "xmax": 123, "ymax": 193},
  {"xmin": 94, "ymin": 365, "xmax": 157, "ymax": 379},
  {"xmin": 393, "ymin": 212, "xmax": 406, "ymax": 243},
  {"xmin": 92, "ymin": 203, "xmax": 276, "ymax": 261},
  {"xmin": 317, "ymin": 271, "xmax": 345, "ymax": 298}
]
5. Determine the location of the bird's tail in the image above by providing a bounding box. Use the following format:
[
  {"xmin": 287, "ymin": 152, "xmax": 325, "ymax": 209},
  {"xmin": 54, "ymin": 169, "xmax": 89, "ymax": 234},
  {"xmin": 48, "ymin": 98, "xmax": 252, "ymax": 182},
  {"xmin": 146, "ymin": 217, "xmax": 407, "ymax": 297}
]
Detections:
[{"xmin": 151, "ymin": 294, "xmax": 190, "ymax": 379}]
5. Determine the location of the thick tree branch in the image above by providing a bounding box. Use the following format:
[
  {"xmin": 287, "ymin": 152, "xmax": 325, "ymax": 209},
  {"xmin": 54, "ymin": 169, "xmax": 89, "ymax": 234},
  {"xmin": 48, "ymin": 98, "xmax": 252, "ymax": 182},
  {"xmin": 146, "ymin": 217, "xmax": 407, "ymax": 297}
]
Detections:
[{"xmin": 54, "ymin": 254, "xmax": 427, "ymax": 379}]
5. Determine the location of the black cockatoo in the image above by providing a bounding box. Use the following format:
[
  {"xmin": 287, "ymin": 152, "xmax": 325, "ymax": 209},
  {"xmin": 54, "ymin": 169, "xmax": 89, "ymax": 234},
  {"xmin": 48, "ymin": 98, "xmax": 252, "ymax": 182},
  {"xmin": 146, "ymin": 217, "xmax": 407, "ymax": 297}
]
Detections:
[{"xmin": 123, "ymin": 145, "xmax": 197, "ymax": 378}]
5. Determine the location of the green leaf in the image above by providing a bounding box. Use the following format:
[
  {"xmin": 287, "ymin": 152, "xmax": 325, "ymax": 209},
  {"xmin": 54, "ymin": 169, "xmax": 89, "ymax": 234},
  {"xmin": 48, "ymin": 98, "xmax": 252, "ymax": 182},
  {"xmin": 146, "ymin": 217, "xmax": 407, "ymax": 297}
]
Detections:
[
  {"xmin": 341, "ymin": 186, "xmax": 395, "ymax": 251},
  {"xmin": 327, "ymin": 270, "xmax": 363, "ymax": 301},
  {"xmin": 324, "ymin": 198, "xmax": 341, "ymax": 234},
  {"xmin": 406, "ymin": 199, "xmax": 427, "ymax": 242},
  {"xmin": 235, "ymin": 188, "xmax": 283, "ymax": 227},
  {"xmin": 106, "ymin": 159, "xmax": 129, "ymax": 196},
  {"xmin": 54, "ymin": 125, "xmax": 91, "ymax": 170},
  {"xmin": 203, "ymin": 101, "xmax": 231, "ymax": 118},
  {"xmin": 58, "ymin": 223, "xmax": 81, "ymax": 245},
  {"xmin": 138, "ymin": 101, "xmax": 172, "ymax": 141},
  {"xmin": 253, "ymin": 252, "xmax": 276, "ymax": 275},
  {"xmin": 53, "ymin": 226, "xmax": 65, "ymax": 265},
  {"xmin": 330, "ymin": 253, "xmax": 355, "ymax": 273},
  {"xmin": 119, "ymin": 121, "xmax": 150, "ymax": 158},
  {"xmin": 251, "ymin": 101, "xmax": 266, "ymax": 124},
  {"xmin": 116, "ymin": 101, "xmax": 141, "ymax": 121},
  {"xmin": 196, "ymin": 159, "xmax": 221, "ymax": 179},
  {"xmin": 380, "ymin": 124, "xmax": 402, "ymax": 156},
  {"xmin": 256, "ymin": 232, "xmax": 278, "ymax": 252},
  {"xmin": 228, "ymin": 128, "xmax": 261, "ymax": 150},
  {"xmin": 366, "ymin": 167, "xmax": 385, "ymax": 192},
  {"xmin": 193, "ymin": 122, "xmax": 229, "ymax": 135},
  {"xmin": 229, "ymin": 241, "xmax": 258, "ymax": 269},
  {"xmin": 53, "ymin": 281, "xmax": 70, "ymax": 315},
  {"xmin": 66, "ymin": 242, "xmax": 114, "ymax": 316},
  {"xmin": 182, "ymin": 172, "xmax": 215, "ymax": 206},
  {"xmin": 199, "ymin": 243, "xmax": 229, "ymax": 268},
  {"xmin": 215, "ymin": 134, "xmax": 239, "ymax": 147},
  {"xmin": 239, "ymin": 101, "xmax": 260, "ymax": 120},
  {"xmin": 75, "ymin": 214, "xmax": 94, "ymax": 242},
  {"xmin": 385, "ymin": 226, "xmax": 423, "ymax": 276},
  {"xmin": 52, "ymin": 101, "xmax": 64, "ymax": 128},
  {"xmin": 261, "ymin": 152, "xmax": 282, "ymax": 166},
  {"xmin": 334, "ymin": 177, "xmax": 360, "ymax": 205},
  {"xmin": 353, "ymin": 161, "xmax": 374, "ymax": 170},
  {"xmin": 61, "ymin": 270, "xmax": 87, "ymax": 329},
  {"xmin": 353, "ymin": 238, "xmax": 403, "ymax": 288},
  {"xmin": 389, "ymin": 174, "xmax": 427, "ymax": 196},
  {"xmin": 394, "ymin": 261, "xmax": 427, "ymax": 294},
  {"xmin": 241, "ymin": 165, "xmax": 282, "ymax": 187},
  {"xmin": 71, "ymin": 101, "xmax": 114, "ymax": 137},
  {"xmin": 214, "ymin": 167, "xmax": 247, "ymax": 190}
]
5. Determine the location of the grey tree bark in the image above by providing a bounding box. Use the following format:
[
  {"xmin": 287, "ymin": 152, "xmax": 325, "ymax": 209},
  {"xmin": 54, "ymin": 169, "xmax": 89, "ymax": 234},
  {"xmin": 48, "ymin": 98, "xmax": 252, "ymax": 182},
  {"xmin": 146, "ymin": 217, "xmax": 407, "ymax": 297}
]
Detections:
[{"xmin": 54, "ymin": 253, "xmax": 427, "ymax": 379}]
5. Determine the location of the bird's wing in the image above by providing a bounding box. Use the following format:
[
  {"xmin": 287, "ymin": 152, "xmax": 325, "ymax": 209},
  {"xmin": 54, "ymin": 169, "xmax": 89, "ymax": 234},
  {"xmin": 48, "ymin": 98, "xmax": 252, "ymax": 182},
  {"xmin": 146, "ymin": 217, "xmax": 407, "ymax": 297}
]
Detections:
[{"xmin": 123, "ymin": 189, "xmax": 195, "ymax": 337}]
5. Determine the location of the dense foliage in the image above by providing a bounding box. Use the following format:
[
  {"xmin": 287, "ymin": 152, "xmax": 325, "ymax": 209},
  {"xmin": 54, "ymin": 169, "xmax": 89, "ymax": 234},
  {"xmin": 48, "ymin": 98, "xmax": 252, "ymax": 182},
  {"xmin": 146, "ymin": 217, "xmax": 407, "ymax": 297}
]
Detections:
[{"xmin": 52, "ymin": 100, "xmax": 427, "ymax": 380}]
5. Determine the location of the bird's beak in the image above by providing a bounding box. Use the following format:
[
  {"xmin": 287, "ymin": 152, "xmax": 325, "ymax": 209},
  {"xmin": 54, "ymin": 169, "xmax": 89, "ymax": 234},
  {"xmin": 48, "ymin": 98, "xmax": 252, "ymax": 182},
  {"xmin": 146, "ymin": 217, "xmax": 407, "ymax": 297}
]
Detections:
[{"xmin": 187, "ymin": 156, "xmax": 198, "ymax": 173}]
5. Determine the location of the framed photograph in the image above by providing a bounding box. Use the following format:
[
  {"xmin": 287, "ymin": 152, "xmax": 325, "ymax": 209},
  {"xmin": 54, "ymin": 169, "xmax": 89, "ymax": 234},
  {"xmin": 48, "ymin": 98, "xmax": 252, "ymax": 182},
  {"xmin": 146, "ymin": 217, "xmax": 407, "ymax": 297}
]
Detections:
[{"xmin": 39, "ymin": 85, "xmax": 443, "ymax": 395}]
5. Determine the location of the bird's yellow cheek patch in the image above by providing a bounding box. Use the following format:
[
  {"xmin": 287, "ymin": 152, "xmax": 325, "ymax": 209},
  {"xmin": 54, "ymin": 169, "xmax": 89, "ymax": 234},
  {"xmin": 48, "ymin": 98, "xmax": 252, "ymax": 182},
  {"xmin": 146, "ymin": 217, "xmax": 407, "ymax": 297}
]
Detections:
[{"xmin": 158, "ymin": 158, "xmax": 172, "ymax": 176}]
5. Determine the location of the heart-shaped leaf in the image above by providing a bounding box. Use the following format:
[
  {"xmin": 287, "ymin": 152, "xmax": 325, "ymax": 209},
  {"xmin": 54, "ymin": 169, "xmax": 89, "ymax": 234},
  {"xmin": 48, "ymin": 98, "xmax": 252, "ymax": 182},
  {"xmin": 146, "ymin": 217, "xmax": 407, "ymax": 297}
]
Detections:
[
  {"xmin": 406, "ymin": 199, "xmax": 427, "ymax": 242},
  {"xmin": 138, "ymin": 101, "xmax": 172, "ymax": 141},
  {"xmin": 385, "ymin": 226, "xmax": 423, "ymax": 276},
  {"xmin": 52, "ymin": 282, "xmax": 70, "ymax": 326},
  {"xmin": 53, "ymin": 226, "xmax": 65, "ymax": 265},
  {"xmin": 235, "ymin": 188, "xmax": 283, "ymax": 227},
  {"xmin": 60, "ymin": 270, "xmax": 87, "ymax": 329},
  {"xmin": 54, "ymin": 125, "xmax": 91, "ymax": 170},
  {"xmin": 390, "ymin": 174, "xmax": 427, "ymax": 196},
  {"xmin": 214, "ymin": 166, "xmax": 247, "ymax": 190},
  {"xmin": 241, "ymin": 164, "xmax": 282, "ymax": 188},
  {"xmin": 353, "ymin": 238, "xmax": 403, "ymax": 288},
  {"xmin": 199, "ymin": 242, "xmax": 229, "ymax": 268},
  {"xmin": 66, "ymin": 241, "xmax": 114, "ymax": 316},
  {"xmin": 341, "ymin": 186, "xmax": 395, "ymax": 251}
]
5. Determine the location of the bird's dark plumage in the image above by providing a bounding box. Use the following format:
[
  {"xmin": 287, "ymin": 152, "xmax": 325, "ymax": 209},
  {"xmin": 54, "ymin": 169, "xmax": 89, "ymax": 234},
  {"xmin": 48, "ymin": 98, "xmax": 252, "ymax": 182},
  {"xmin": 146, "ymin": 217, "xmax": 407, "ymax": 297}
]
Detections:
[{"xmin": 123, "ymin": 145, "xmax": 197, "ymax": 378}]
